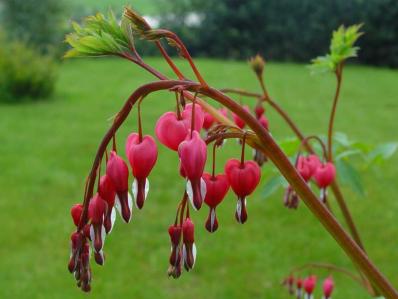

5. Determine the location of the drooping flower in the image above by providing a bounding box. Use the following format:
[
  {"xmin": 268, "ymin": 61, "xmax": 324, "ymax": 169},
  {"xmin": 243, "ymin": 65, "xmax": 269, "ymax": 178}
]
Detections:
[
  {"xmin": 202, "ymin": 172, "xmax": 230, "ymax": 232},
  {"xmin": 203, "ymin": 111, "xmax": 215, "ymax": 130},
  {"xmin": 296, "ymin": 277, "xmax": 303, "ymax": 298},
  {"xmin": 255, "ymin": 102, "xmax": 265, "ymax": 118},
  {"xmin": 68, "ymin": 231, "xmax": 83, "ymax": 273},
  {"xmin": 258, "ymin": 114, "xmax": 269, "ymax": 131},
  {"xmin": 225, "ymin": 159, "xmax": 261, "ymax": 223},
  {"xmin": 99, "ymin": 175, "xmax": 116, "ymax": 233},
  {"xmin": 167, "ymin": 224, "xmax": 182, "ymax": 278},
  {"xmin": 304, "ymin": 275, "xmax": 317, "ymax": 299},
  {"xmin": 313, "ymin": 162, "xmax": 336, "ymax": 203},
  {"xmin": 126, "ymin": 133, "xmax": 158, "ymax": 209},
  {"xmin": 155, "ymin": 111, "xmax": 189, "ymax": 151},
  {"xmin": 88, "ymin": 193, "xmax": 107, "ymax": 253},
  {"xmin": 232, "ymin": 105, "xmax": 250, "ymax": 129},
  {"xmin": 182, "ymin": 218, "xmax": 196, "ymax": 271},
  {"xmin": 178, "ymin": 131, "xmax": 207, "ymax": 210},
  {"xmin": 283, "ymin": 185, "xmax": 299, "ymax": 209},
  {"xmin": 71, "ymin": 203, "xmax": 83, "ymax": 227},
  {"xmin": 106, "ymin": 151, "xmax": 132, "ymax": 223},
  {"xmin": 297, "ymin": 156, "xmax": 313, "ymax": 182},
  {"xmin": 322, "ymin": 276, "xmax": 334, "ymax": 299},
  {"xmin": 182, "ymin": 103, "xmax": 204, "ymax": 132}
]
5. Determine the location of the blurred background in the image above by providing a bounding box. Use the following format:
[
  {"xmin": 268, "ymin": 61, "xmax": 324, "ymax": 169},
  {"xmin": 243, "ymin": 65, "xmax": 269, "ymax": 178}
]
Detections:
[{"xmin": 0, "ymin": 0, "xmax": 398, "ymax": 298}]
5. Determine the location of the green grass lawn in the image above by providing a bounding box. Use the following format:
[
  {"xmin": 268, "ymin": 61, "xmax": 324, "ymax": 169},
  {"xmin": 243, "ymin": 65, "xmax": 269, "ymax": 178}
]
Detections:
[{"xmin": 1, "ymin": 57, "xmax": 398, "ymax": 299}]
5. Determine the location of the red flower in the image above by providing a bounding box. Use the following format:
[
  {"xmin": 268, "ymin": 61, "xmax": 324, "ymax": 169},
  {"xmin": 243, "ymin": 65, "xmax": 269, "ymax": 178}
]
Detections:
[
  {"xmin": 297, "ymin": 156, "xmax": 313, "ymax": 182},
  {"xmin": 71, "ymin": 203, "xmax": 83, "ymax": 227},
  {"xmin": 68, "ymin": 231, "xmax": 83, "ymax": 273},
  {"xmin": 258, "ymin": 114, "xmax": 269, "ymax": 131},
  {"xmin": 304, "ymin": 275, "xmax": 317, "ymax": 296},
  {"xmin": 99, "ymin": 175, "xmax": 116, "ymax": 234},
  {"xmin": 106, "ymin": 151, "xmax": 132, "ymax": 223},
  {"xmin": 225, "ymin": 159, "xmax": 261, "ymax": 223},
  {"xmin": 182, "ymin": 103, "xmax": 204, "ymax": 132},
  {"xmin": 155, "ymin": 111, "xmax": 189, "ymax": 151},
  {"xmin": 168, "ymin": 224, "xmax": 182, "ymax": 278},
  {"xmin": 255, "ymin": 103, "xmax": 265, "ymax": 118},
  {"xmin": 126, "ymin": 133, "xmax": 158, "ymax": 209},
  {"xmin": 232, "ymin": 105, "xmax": 250, "ymax": 129},
  {"xmin": 88, "ymin": 193, "xmax": 107, "ymax": 252},
  {"xmin": 182, "ymin": 218, "xmax": 196, "ymax": 271},
  {"xmin": 203, "ymin": 112, "xmax": 215, "ymax": 130},
  {"xmin": 323, "ymin": 276, "xmax": 334, "ymax": 299},
  {"xmin": 202, "ymin": 172, "xmax": 230, "ymax": 232},
  {"xmin": 178, "ymin": 131, "xmax": 207, "ymax": 210},
  {"xmin": 313, "ymin": 162, "xmax": 336, "ymax": 203}
]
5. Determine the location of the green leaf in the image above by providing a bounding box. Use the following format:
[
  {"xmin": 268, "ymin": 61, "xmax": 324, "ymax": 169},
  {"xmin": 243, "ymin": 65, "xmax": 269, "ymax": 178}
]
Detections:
[
  {"xmin": 262, "ymin": 175, "xmax": 287, "ymax": 199},
  {"xmin": 336, "ymin": 159, "xmax": 365, "ymax": 197},
  {"xmin": 278, "ymin": 137, "xmax": 300, "ymax": 157},
  {"xmin": 310, "ymin": 24, "xmax": 363, "ymax": 73},
  {"xmin": 367, "ymin": 142, "xmax": 398, "ymax": 164}
]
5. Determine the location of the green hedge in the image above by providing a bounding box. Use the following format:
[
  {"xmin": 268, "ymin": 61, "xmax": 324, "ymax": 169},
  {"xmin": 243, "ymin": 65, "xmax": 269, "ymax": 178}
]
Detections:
[{"xmin": 162, "ymin": 0, "xmax": 398, "ymax": 67}]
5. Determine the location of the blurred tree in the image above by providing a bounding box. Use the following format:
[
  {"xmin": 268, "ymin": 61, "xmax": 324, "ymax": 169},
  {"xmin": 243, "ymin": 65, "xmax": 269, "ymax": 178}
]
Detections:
[
  {"xmin": 0, "ymin": 0, "xmax": 66, "ymax": 53},
  {"xmin": 161, "ymin": 0, "xmax": 398, "ymax": 67}
]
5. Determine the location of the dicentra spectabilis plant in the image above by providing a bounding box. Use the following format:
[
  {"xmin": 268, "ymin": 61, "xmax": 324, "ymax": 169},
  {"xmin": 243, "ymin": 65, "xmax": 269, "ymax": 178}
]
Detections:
[{"xmin": 64, "ymin": 9, "xmax": 398, "ymax": 298}]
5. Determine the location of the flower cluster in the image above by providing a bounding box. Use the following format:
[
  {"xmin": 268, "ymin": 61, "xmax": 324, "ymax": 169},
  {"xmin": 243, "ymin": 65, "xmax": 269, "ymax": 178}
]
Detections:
[
  {"xmin": 68, "ymin": 96, "xmax": 265, "ymax": 290},
  {"xmin": 283, "ymin": 275, "xmax": 334, "ymax": 299},
  {"xmin": 284, "ymin": 154, "xmax": 336, "ymax": 208}
]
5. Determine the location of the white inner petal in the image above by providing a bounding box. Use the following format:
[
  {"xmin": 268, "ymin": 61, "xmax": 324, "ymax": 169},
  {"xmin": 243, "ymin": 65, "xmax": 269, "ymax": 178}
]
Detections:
[
  {"xmin": 127, "ymin": 192, "xmax": 133, "ymax": 222},
  {"xmin": 145, "ymin": 178, "xmax": 149, "ymax": 199},
  {"xmin": 182, "ymin": 244, "xmax": 187, "ymax": 263},
  {"xmin": 109, "ymin": 207, "xmax": 116, "ymax": 233},
  {"xmin": 101, "ymin": 225, "xmax": 106, "ymax": 249},
  {"xmin": 236, "ymin": 200, "xmax": 242, "ymax": 222},
  {"xmin": 132, "ymin": 179, "xmax": 138, "ymax": 201},
  {"xmin": 89, "ymin": 225, "xmax": 95, "ymax": 244},
  {"xmin": 210, "ymin": 208, "xmax": 216, "ymax": 229},
  {"xmin": 192, "ymin": 243, "xmax": 197, "ymax": 267},
  {"xmin": 115, "ymin": 195, "xmax": 122, "ymax": 217},
  {"xmin": 200, "ymin": 177, "xmax": 207, "ymax": 200},
  {"xmin": 186, "ymin": 180, "xmax": 197, "ymax": 210}
]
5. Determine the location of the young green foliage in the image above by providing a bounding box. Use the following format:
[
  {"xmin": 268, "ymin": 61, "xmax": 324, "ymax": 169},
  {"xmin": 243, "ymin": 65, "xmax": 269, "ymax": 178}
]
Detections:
[
  {"xmin": 310, "ymin": 24, "xmax": 363, "ymax": 73},
  {"xmin": 64, "ymin": 11, "xmax": 134, "ymax": 58}
]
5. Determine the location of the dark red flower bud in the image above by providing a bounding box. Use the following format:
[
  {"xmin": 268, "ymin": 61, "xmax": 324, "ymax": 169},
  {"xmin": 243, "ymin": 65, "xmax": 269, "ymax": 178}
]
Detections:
[
  {"xmin": 126, "ymin": 133, "xmax": 158, "ymax": 209},
  {"xmin": 232, "ymin": 105, "xmax": 250, "ymax": 129},
  {"xmin": 225, "ymin": 159, "xmax": 261, "ymax": 224},
  {"xmin": 71, "ymin": 204, "xmax": 83, "ymax": 227},
  {"xmin": 106, "ymin": 151, "xmax": 132, "ymax": 223},
  {"xmin": 94, "ymin": 250, "xmax": 105, "ymax": 266},
  {"xmin": 255, "ymin": 103, "xmax": 265, "ymax": 118},
  {"xmin": 203, "ymin": 111, "xmax": 215, "ymax": 130},
  {"xmin": 68, "ymin": 232, "xmax": 83, "ymax": 273},
  {"xmin": 253, "ymin": 149, "xmax": 268, "ymax": 167},
  {"xmin": 168, "ymin": 225, "xmax": 182, "ymax": 267},
  {"xmin": 178, "ymin": 131, "xmax": 207, "ymax": 210},
  {"xmin": 182, "ymin": 218, "xmax": 196, "ymax": 271}
]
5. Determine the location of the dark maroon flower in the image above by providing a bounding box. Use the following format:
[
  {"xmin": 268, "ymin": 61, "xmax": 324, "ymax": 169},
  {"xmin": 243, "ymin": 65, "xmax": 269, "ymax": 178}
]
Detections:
[
  {"xmin": 99, "ymin": 175, "xmax": 116, "ymax": 234},
  {"xmin": 182, "ymin": 218, "xmax": 196, "ymax": 271},
  {"xmin": 71, "ymin": 204, "xmax": 83, "ymax": 227},
  {"xmin": 88, "ymin": 193, "xmax": 107, "ymax": 253}
]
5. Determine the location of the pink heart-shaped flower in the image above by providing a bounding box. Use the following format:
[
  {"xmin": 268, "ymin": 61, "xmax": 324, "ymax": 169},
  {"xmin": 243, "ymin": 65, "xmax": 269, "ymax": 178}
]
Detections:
[{"xmin": 155, "ymin": 112, "xmax": 189, "ymax": 151}]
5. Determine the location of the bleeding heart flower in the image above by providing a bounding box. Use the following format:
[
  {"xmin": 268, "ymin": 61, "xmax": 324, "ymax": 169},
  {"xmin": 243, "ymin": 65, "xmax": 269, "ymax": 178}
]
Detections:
[
  {"xmin": 182, "ymin": 218, "xmax": 196, "ymax": 271},
  {"xmin": 68, "ymin": 231, "xmax": 83, "ymax": 273},
  {"xmin": 258, "ymin": 114, "xmax": 269, "ymax": 131},
  {"xmin": 203, "ymin": 111, "xmax": 215, "ymax": 130},
  {"xmin": 71, "ymin": 203, "xmax": 83, "ymax": 227},
  {"xmin": 304, "ymin": 275, "xmax": 317, "ymax": 298},
  {"xmin": 99, "ymin": 175, "xmax": 116, "ymax": 234},
  {"xmin": 314, "ymin": 162, "xmax": 336, "ymax": 188},
  {"xmin": 126, "ymin": 133, "xmax": 158, "ymax": 209},
  {"xmin": 167, "ymin": 224, "xmax": 182, "ymax": 278},
  {"xmin": 88, "ymin": 193, "xmax": 107, "ymax": 253},
  {"xmin": 313, "ymin": 162, "xmax": 336, "ymax": 203},
  {"xmin": 225, "ymin": 159, "xmax": 261, "ymax": 224},
  {"xmin": 232, "ymin": 105, "xmax": 250, "ymax": 129},
  {"xmin": 106, "ymin": 151, "xmax": 132, "ymax": 223},
  {"xmin": 283, "ymin": 185, "xmax": 299, "ymax": 209},
  {"xmin": 296, "ymin": 277, "xmax": 303, "ymax": 298},
  {"xmin": 255, "ymin": 102, "xmax": 265, "ymax": 118},
  {"xmin": 297, "ymin": 156, "xmax": 313, "ymax": 182},
  {"xmin": 323, "ymin": 276, "xmax": 334, "ymax": 299},
  {"xmin": 155, "ymin": 111, "xmax": 189, "ymax": 151},
  {"xmin": 182, "ymin": 103, "xmax": 204, "ymax": 132},
  {"xmin": 178, "ymin": 131, "xmax": 207, "ymax": 210},
  {"xmin": 202, "ymin": 172, "xmax": 230, "ymax": 232}
]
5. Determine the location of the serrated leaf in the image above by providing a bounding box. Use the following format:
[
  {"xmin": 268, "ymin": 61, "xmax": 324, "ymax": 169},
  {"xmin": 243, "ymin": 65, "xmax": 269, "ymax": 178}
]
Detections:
[
  {"xmin": 262, "ymin": 175, "xmax": 287, "ymax": 199},
  {"xmin": 336, "ymin": 159, "xmax": 365, "ymax": 197}
]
